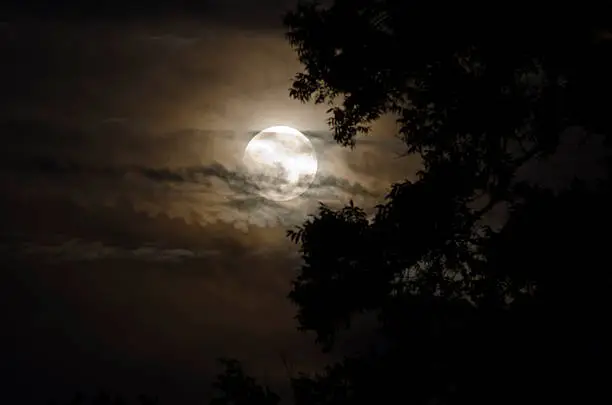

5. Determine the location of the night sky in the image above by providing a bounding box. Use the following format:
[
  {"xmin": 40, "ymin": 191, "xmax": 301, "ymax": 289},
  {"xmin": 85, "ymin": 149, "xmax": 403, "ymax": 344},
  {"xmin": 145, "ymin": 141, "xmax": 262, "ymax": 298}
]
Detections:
[{"xmin": 1, "ymin": 2, "xmax": 608, "ymax": 404}]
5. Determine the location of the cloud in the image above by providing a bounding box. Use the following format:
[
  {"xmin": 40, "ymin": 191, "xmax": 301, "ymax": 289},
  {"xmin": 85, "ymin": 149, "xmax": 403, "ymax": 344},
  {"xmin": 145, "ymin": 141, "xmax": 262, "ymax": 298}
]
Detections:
[
  {"xmin": 0, "ymin": 17, "xmax": 411, "ymax": 235},
  {"xmin": 0, "ymin": 118, "xmax": 391, "ymax": 233},
  {"xmin": 1, "ymin": 19, "xmax": 331, "ymax": 131},
  {"xmin": 2, "ymin": 1, "xmax": 301, "ymax": 29},
  {"xmin": 14, "ymin": 240, "xmax": 223, "ymax": 262},
  {"xmin": 0, "ymin": 212, "xmax": 329, "ymax": 404}
]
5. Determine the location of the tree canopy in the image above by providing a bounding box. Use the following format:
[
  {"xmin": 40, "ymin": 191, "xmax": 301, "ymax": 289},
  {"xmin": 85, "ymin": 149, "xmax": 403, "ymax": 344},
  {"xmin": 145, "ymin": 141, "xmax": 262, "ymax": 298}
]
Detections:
[
  {"xmin": 284, "ymin": 0, "xmax": 612, "ymax": 347},
  {"xmin": 209, "ymin": 359, "xmax": 280, "ymax": 405},
  {"xmin": 212, "ymin": 2, "xmax": 612, "ymax": 405}
]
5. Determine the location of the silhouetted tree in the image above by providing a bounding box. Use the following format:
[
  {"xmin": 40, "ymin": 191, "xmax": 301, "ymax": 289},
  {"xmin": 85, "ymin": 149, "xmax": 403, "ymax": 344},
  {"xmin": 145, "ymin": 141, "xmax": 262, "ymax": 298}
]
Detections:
[
  {"xmin": 209, "ymin": 358, "xmax": 280, "ymax": 405},
  {"xmin": 284, "ymin": 0, "xmax": 612, "ymax": 344},
  {"xmin": 208, "ymin": 2, "xmax": 611, "ymax": 405},
  {"xmin": 279, "ymin": 1, "xmax": 612, "ymax": 405}
]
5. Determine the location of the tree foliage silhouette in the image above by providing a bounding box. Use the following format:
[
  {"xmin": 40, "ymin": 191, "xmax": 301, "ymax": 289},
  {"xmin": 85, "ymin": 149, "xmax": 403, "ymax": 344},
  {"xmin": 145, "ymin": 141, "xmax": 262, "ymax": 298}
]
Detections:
[
  {"xmin": 280, "ymin": 1, "xmax": 612, "ymax": 405},
  {"xmin": 207, "ymin": 2, "xmax": 612, "ymax": 405},
  {"xmin": 209, "ymin": 358, "xmax": 280, "ymax": 405},
  {"xmin": 284, "ymin": 0, "xmax": 612, "ymax": 347}
]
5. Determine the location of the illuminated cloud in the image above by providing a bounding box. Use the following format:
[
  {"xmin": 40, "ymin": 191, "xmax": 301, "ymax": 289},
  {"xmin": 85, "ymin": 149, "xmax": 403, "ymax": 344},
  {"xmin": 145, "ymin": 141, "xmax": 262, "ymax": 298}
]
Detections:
[{"xmin": 0, "ymin": 119, "xmax": 401, "ymax": 235}]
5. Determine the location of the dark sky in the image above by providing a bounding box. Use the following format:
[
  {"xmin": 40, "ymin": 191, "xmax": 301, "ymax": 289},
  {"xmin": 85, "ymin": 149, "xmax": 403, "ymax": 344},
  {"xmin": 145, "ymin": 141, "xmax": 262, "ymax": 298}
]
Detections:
[
  {"xmin": 1, "ymin": 1, "xmax": 609, "ymax": 404},
  {"xmin": 0, "ymin": 1, "xmax": 412, "ymax": 404}
]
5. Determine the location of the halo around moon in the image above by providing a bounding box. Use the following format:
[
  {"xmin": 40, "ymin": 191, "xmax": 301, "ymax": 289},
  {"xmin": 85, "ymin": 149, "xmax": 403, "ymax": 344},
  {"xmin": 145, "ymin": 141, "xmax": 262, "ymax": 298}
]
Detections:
[{"xmin": 243, "ymin": 126, "xmax": 318, "ymax": 201}]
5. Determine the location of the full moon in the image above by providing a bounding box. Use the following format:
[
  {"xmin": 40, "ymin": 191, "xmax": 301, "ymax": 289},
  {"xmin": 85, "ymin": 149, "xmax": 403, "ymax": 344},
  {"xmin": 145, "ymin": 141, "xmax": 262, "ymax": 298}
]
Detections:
[{"xmin": 243, "ymin": 125, "xmax": 318, "ymax": 201}]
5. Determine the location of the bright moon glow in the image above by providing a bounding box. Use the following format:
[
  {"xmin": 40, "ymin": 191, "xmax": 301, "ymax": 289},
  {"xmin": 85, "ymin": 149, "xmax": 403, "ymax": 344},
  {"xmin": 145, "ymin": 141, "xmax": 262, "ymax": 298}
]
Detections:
[{"xmin": 243, "ymin": 125, "xmax": 318, "ymax": 201}]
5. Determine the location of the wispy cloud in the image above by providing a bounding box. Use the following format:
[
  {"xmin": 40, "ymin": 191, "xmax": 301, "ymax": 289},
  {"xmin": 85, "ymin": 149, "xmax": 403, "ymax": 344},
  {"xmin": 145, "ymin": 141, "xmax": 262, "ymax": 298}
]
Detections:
[
  {"xmin": 0, "ymin": 120, "xmax": 388, "ymax": 232},
  {"xmin": 13, "ymin": 239, "xmax": 220, "ymax": 262}
]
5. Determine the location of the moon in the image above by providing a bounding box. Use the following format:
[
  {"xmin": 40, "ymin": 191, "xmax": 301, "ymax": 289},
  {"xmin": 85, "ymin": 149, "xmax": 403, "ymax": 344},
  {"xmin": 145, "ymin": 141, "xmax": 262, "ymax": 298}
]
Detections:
[{"xmin": 243, "ymin": 125, "xmax": 318, "ymax": 201}]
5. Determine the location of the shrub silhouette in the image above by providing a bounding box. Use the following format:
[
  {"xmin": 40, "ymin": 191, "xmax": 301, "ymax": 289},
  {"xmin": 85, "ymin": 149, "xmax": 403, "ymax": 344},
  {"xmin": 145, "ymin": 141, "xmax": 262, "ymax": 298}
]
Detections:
[{"xmin": 209, "ymin": 359, "xmax": 280, "ymax": 405}]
